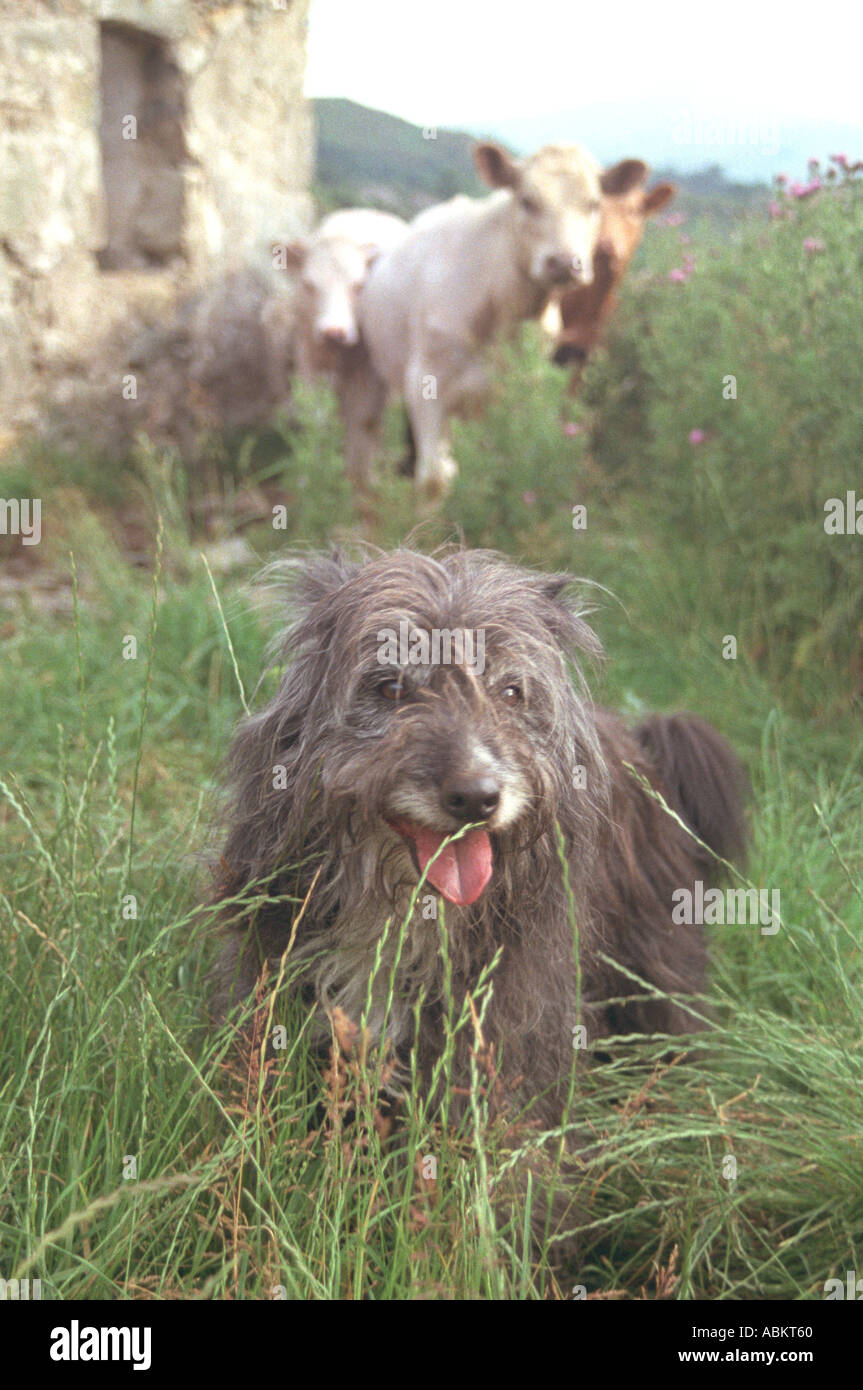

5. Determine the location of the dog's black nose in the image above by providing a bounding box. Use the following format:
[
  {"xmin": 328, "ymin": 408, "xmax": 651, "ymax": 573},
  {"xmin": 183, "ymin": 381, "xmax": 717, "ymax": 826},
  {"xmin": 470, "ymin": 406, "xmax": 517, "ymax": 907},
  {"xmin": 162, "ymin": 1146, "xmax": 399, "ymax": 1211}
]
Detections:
[{"xmin": 441, "ymin": 775, "xmax": 501, "ymax": 824}]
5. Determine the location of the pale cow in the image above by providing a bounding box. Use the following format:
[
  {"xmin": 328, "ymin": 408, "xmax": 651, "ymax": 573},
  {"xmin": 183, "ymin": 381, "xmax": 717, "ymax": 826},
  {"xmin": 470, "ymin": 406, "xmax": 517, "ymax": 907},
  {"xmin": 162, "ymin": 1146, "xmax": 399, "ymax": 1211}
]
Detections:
[
  {"xmin": 354, "ymin": 143, "xmax": 649, "ymax": 497},
  {"xmin": 543, "ymin": 166, "xmax": 676, "ymax": 385},
  {"xmin": 284, "ymin": 208, "xmax": 409, "ymax": 378},
  {"xmin": 275, "ymin": 209, "xmax": 409, "ymax": 487}
]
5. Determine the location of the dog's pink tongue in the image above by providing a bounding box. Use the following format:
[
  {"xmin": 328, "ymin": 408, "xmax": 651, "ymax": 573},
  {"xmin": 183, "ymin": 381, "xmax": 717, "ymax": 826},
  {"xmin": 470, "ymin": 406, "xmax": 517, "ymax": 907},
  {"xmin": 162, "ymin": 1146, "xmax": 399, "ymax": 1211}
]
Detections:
[{"xmin": 414, "ymin": 826, "xmax": 492, "ymax": 906}]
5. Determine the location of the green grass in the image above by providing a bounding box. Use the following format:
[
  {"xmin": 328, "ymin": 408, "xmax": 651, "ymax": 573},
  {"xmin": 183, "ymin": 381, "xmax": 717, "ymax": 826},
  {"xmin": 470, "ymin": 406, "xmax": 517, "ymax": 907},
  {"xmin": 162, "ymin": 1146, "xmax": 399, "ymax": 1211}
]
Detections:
[{"xmin": 1, "ymin": 170, "xmax": 862, "ymax": 1300}]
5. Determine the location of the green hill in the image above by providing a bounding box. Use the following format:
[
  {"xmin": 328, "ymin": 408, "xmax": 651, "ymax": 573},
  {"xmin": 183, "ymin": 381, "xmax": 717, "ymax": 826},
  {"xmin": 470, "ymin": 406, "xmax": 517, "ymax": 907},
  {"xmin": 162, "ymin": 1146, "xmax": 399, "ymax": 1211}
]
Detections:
[
  {"xmin": 312, "ymin": 97, "xmax": 487, "ymax": 215},
  {"xmin": 311, "ymin": 99, "xmax": 768, "ymax": 226}
]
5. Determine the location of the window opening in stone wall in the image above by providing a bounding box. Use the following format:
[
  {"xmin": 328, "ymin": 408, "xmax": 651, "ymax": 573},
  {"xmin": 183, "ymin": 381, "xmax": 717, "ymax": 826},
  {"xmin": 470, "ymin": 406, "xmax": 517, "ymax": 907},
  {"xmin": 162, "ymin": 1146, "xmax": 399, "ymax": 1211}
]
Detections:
[{"xmin": 97, "ymin": 21, "xmax": 187, "ymax": 270}]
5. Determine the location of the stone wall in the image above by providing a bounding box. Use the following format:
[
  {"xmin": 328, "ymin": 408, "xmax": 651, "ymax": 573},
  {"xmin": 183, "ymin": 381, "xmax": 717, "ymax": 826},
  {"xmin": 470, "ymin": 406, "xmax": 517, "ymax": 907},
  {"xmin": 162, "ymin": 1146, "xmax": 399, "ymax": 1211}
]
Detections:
[{"xmin": 0, "ymin": 0, "xmax": 313, "ymax": 436}]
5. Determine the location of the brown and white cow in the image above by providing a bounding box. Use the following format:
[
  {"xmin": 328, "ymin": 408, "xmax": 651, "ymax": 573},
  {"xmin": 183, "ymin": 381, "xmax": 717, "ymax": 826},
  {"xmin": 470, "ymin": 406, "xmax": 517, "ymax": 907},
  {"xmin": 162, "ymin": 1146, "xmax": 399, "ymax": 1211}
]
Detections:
[
  {"xmin": 543, "ymin": 165, "xmax": 676, "ymax": 384},
  {"xmin": 354, "ymin": 143, "xmax": 647, "ymax": 498}
]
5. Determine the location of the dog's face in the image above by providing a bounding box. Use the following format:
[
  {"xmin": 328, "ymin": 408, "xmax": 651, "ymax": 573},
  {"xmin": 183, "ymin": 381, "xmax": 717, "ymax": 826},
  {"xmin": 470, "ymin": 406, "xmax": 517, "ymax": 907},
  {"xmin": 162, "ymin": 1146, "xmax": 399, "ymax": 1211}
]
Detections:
[{"xmin": 273, "ymin": 550, "xmax": 605, "ymax": 908}]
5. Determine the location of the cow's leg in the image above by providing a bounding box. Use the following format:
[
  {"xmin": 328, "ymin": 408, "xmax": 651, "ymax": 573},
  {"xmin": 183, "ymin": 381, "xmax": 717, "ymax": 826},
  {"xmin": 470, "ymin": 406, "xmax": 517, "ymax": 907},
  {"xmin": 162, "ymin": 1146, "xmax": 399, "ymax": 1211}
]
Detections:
[
  {"xmin": 291, "ymin": 327, "xmax": 319, "ymax": 388},
  {"xmin": 447, "ymin": 357, "xmax": 490, "ymax": 420},
  {"xmin": 260, "ymin": 296, "xmax": 294, "ymax": 401},
  {"xmin": 398, "ymin": 411, "xmax": 417, "ymax": 478},
  {"xmin": 405, "ymin": 330, "xmax": 492, "ymax": 497},
  {"xmin": 406, "ymin": 387, "xmax": 457, "ymax": 498},
  {"xmin": 336, "ymin": 347, "xmax": 387, "ymax": 491},
  {"xmin": 405, "ymin": 345, "xmax": 477, "ymax": 497}
]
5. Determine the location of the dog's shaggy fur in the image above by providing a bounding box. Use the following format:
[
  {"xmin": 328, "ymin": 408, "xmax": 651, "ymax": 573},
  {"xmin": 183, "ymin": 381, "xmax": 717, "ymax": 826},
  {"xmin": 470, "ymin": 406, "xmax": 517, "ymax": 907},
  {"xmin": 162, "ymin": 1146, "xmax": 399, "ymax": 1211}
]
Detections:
[{"xmin": 210, "ymin": 548, "xmax": 748, "ymax": 1131}]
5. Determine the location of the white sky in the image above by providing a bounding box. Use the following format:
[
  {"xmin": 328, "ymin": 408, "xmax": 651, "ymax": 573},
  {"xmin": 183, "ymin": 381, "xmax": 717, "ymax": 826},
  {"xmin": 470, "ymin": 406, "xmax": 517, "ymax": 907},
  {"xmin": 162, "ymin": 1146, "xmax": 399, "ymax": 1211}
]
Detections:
[{"xmin": 306, "ymin": 0, "xmax": 863, "ymax": 129}]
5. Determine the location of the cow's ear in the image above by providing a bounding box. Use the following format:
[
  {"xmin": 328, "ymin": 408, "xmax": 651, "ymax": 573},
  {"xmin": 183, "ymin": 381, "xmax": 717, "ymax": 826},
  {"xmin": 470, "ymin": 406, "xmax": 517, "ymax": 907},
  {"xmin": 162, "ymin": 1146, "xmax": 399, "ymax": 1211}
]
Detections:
[
  {"xmin": 281, "ymin": 240, "xmax": 307, "ymax": 272},
  {"xmin": 474, "ymin": 142, "xmax": 521, "ymax": 189},
  {"xmin": 600, "ymin": 159, "xmax": 648, "ymax": 196},
  {"xmin": 642, "ymin": 182, "xmax": 677, "ymax": 216}
]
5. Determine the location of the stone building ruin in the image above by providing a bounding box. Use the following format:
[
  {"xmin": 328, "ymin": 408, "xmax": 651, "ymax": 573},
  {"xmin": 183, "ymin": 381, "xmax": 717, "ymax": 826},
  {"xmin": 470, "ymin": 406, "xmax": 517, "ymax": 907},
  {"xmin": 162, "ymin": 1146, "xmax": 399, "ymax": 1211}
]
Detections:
[{"xmin": 0, "ymin": 0, "xmax": 313, "ymax": 442}]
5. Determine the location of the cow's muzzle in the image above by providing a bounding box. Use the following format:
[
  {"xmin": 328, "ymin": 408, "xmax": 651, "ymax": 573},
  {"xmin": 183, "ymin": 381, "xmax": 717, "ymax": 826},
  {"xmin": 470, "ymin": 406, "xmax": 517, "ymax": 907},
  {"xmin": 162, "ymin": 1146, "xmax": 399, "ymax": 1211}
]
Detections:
[
  {"xmin": 552, "ymin": 343, "xmax": 588, "ymax": 367},
  {"xmin": 543, "ymin": 253, "xmax": 591, "ymax": 285}
]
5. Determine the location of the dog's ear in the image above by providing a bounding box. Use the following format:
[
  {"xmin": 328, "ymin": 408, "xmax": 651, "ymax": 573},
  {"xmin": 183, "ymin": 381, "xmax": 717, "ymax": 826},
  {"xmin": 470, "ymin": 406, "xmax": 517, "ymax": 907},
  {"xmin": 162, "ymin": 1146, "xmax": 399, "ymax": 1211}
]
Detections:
[
  {"xmin": 536, "ymin": 572, "xmax": 605, "ymax": 663},
  {"xmin": 260, "ymin": 550, "xmax": 362, "ymax": 663},
  {"xmin": 265, "ymin": 549, "xmax": 361, "ymax": 607},
  {"xmin": 295, "ymin": 549, "xmax": 360, "ymax": 609},
  {"xmin": 538, "ymin": 575, "xmax": 571, "ymax": 602}
]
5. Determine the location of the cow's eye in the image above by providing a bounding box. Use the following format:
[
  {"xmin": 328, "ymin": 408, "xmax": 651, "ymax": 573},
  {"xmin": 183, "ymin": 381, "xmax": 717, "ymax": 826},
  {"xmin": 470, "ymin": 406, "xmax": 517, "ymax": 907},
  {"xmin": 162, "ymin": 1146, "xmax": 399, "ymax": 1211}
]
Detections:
[
  {"xmin": 520, "ymin": 195, "xmax": 541, "ymax": 215},
  {"xmin": 500, "ymin": 684, "xmax": 522, "ymax": 705},
  {"xmin": 378, "ymin": 677, "xmax": 408, "ymax": 702}
]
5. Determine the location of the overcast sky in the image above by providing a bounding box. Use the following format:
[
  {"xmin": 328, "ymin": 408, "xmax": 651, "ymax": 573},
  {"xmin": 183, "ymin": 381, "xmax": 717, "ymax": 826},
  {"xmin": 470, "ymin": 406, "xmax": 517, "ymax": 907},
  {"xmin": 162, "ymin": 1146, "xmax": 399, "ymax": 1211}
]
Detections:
[{"xmin": 306, "ymin": 0, "xmax": 862, "ymax": 132}]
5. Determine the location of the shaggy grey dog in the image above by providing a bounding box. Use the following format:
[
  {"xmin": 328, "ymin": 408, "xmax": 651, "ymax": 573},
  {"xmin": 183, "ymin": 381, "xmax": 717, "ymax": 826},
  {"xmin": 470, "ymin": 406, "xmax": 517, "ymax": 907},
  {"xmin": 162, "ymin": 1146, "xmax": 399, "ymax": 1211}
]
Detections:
[{"xmin": 210, "ymin": 547, "xmax": 747, "ymax": 1130}]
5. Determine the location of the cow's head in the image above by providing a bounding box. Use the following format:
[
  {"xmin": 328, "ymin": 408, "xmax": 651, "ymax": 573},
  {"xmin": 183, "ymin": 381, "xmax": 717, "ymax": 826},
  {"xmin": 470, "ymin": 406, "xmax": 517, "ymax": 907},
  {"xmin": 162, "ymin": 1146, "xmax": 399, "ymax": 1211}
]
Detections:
[
  {"xmin": 595, "ymin": 165, "xmax": 677, "ymax": 272},
  {"xmin": 551, "ymin": 167, "xmax": 677, "ymax": 366},
  {"xmin": 474, "ymin": 142, "xmax": 602, "ymax": 286},
  {"xmin": 285, "ymin": 236, "xmax": 380, "ymax": 349},
  {"xmin": 474, "ymin": 143, "xmax": 651, "ymax": 290}
]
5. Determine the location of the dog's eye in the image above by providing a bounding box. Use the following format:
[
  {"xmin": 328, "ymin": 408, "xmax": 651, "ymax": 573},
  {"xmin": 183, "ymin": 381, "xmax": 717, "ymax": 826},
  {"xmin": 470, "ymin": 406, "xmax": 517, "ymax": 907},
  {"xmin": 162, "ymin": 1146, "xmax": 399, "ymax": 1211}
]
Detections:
[
  {"xmin": 500, "ymin": 684, "xmax": 522, "ymax": 705},
  {"xmin": 520, "ymin": 195, "xmax": 541, "ymax": 216},
  {"xmin": 378, "ymin": 677, "xmax": 407, "ymax": 702}
]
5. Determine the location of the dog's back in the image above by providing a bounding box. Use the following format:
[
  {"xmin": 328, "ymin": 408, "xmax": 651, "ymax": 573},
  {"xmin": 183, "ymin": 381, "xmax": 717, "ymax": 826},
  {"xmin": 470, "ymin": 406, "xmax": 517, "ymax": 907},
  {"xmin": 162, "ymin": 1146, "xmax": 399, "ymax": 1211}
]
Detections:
[
  {"xmin": 584, "ymin": 709, "xmax": 748, "ymax": 1043},
  {"xmin": 633, "ymin": 712, "xmax": 749, "ymax": 869}
]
